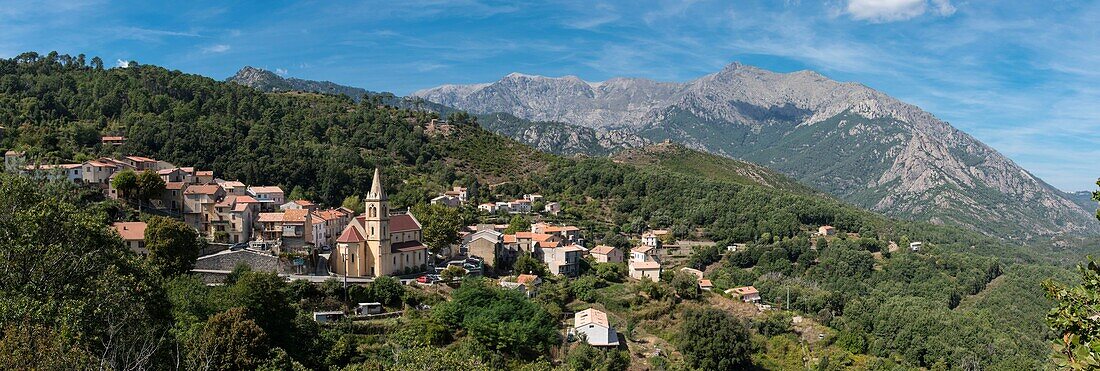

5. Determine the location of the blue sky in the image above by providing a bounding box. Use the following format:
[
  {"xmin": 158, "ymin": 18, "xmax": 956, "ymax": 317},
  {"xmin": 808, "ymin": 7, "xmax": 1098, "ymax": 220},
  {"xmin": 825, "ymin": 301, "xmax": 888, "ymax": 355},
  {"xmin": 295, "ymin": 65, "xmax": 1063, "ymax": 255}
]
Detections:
[{"xmin": 1, "ymin": 0, "xmax": 1098, "ymax": 191}]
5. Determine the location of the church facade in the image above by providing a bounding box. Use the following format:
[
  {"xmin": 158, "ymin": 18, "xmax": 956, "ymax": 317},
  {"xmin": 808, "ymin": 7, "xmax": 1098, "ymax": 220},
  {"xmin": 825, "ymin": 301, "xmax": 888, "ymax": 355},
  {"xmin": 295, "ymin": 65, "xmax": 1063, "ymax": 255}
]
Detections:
[{"xmin": 331, "ymin": 168, "xmax": 429, "ymax": 277}]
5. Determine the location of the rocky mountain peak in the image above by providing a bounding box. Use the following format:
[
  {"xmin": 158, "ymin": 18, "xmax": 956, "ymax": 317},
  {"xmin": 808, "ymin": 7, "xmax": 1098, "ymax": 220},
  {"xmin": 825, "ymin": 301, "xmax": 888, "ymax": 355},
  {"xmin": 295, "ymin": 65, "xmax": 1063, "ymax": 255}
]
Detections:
[{"xmin": 414, "ymin": 63, "xmax": 1100, "ymax": 239}]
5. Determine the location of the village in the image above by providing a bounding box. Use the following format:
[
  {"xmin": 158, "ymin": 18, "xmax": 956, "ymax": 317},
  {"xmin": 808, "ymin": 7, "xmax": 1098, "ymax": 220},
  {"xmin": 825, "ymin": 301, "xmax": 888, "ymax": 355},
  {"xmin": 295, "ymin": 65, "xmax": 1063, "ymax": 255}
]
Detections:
[{"xmin": 4, "ymin": 146, "xmax": 928, "ymax": 362}]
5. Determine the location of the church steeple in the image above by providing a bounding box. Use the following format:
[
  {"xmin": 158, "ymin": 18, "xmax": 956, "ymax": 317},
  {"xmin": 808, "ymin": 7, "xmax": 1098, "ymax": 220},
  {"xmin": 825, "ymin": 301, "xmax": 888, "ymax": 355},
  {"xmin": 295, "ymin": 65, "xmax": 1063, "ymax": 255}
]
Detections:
[
  {"xmin": 367, "ymin": 167, "xmax": 387, "ymax": 201},
  {"xmin": 364, "ymin": 167, "xmax": 389, "ymax": 245}
]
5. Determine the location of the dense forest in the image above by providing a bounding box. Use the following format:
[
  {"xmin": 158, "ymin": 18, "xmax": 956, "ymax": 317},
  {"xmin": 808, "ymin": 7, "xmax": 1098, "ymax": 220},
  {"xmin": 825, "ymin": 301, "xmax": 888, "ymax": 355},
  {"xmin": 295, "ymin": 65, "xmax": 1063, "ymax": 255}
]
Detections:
[{"xmin": 0, "ymin": 52, "xmax": 1093, "ymax": 369}]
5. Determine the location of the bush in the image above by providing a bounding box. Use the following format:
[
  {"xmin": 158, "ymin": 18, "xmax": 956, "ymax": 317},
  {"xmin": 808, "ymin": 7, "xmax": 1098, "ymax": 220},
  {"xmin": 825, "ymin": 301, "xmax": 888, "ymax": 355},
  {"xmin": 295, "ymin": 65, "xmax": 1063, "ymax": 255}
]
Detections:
[{"xmin": 677, "ymin": 308, "xmax": 752, "ymax": 370}]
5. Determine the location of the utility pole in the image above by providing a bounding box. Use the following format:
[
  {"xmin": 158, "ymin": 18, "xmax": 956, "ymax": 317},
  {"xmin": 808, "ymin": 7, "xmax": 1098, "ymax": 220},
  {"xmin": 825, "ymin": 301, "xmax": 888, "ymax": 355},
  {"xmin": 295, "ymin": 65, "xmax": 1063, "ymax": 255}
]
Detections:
[{"xmin": 787, "ymin": 286, "xmax": 790, "ymax": 311}]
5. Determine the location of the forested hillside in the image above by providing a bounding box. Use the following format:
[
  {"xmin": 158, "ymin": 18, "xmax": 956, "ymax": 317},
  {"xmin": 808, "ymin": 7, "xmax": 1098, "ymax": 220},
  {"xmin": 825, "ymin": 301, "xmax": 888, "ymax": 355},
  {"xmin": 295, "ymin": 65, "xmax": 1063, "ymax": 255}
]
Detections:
[{"xmin": 0, "ymin": 52, "xmax": 1087, "ymax": 369}]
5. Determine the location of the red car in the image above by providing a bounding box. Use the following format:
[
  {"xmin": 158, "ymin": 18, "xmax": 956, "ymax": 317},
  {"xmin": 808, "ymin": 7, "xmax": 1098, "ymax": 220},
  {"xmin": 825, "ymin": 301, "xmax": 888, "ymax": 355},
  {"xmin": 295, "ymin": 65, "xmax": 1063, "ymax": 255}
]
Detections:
[{"xmin": 417, "ymin": 275, "xmax": 430, "ymax": 284}]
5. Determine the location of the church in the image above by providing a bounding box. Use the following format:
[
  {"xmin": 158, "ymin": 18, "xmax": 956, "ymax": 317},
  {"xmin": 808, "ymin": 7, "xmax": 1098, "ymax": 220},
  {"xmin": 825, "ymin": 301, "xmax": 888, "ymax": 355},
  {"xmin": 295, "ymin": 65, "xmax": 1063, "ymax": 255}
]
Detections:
[{"xmin": 331, "ymin": 168, "xmax": 429, "ymax": 277}]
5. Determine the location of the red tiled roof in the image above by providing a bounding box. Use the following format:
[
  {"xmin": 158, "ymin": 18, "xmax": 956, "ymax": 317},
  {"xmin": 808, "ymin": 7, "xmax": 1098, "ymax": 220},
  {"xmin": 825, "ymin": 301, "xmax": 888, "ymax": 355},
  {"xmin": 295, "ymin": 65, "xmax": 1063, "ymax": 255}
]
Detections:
[
  {"xmin": 391, "ymin": 240, "xmax": 427, "ymax": 253},
  {"xmin": 235, "ymin": 195, "xmax": 259, "ymax": 203},
  {"xmin": 503, "ymin": 234, "xmax": 517, "ymax": 244},
  {"xmin": 125, "ymin": 156, "xmax": 155, "ymax": 162},
  {"xmin": 731, "ymin": 286, "xmax": 758, "ymax": 295},
  {"xmin": 196, "ymin": 170, "xmax": 213, "ymax": 176},
  {"xmin": 590, "ymin": 245, "xmax": 616, "ymax": 255},
  {"xmin": 249, "ymin": 186, "xmax": 283, "ymax": 194},
  {"xmin": 631, "ymin": 261, "xmax": 661, "ymax": 270},
  {"xmin": 184, "ymin": 184, "xmax": 222, "ymax": 195},
  {"xmin": 336, "ymin": 226, "xmax": 365, "ymax": 243},
  {"xmin": 517, "ymin": 274, "xmax": 539, "ymax": 285},
  {"xmin": 294, "ymin": 199, "xmax": 314, "ymax": 206},
  {"xmin": 112, "ymin": 222, "xmax": 147, "ymax": 241},
  {"xmin": 283, "ymin": 209, "xmax": 309, "ymax": 223},
  {"xmin": 699, "ymin": 279, "xmax": 714, "ymax": 288},
  {"xmin": 258, "ymin": 212, "xmax": 284, "ymax": 222},
  {"xmin": 390, "ymin": 213, "xmax": 421, "ymax": 232},
  {"xmin": 165, "ymin": 181, "xmax": 186, "ymax": 190}
]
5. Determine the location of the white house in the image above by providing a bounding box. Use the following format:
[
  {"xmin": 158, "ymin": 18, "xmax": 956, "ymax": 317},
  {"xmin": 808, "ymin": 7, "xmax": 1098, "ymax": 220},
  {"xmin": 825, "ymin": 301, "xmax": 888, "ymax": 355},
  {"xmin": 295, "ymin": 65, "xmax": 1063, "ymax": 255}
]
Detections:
[
  {"xmin": 478, "ymin": 203, "xmax": 498, "ymax": 213},
  {"xmin": 641, "ymin": 230, "xmax": 668, "ymax": 248},
  {"xmin": 573, "ymin": 308, "xmax": 619, "ymax": 347},
  {"xmin": 909, "ymin": 242, "xmax": 923, "ymax": 251},
  {"xmin": 629, "ymin": 261, "xmax": 661, "ymax": 280},
  {"xmin": 590, "ymin": 245, "xmax": 623, "ymax": 263},
  {"xmin": 544, "ymin": 201, "xmax": 561, "ymax": 215},
  {"xmin": 631, "ymin": 245, "xmax": 657, "ymax": 263},
  {"xmin": 728, "ymin": 286, "xmax": 761, "ymax": 303},
  {"xmin": 431, "ymin": 195, "xmax": 461, "ymax": 207}
]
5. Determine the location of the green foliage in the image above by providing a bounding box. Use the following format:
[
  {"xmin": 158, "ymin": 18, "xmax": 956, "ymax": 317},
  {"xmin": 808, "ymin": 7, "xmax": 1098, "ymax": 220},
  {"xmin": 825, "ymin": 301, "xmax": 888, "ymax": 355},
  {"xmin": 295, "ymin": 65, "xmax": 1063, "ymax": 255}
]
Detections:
[
  {"xmin": 504, "ymin": 214, "xmax": 531, "ymax": 234},
  {"xmin": 432, "ymin": 278, "xmax": 557, "ymax": 358},
  {"xmin": 592, "ymin": 262, "xmax": 627, "ymax": 282},
  {"xmin": 754, "ymin": 311, "xmax": 792, "ymax": 337},
  {"xmin": 1046, "ymin": 259, "xmax": 1100, "ymax": 369},
  {"xmin": 135, "ymin": 169, "xmax": 164, "ymax": 201},
  {"xmin": 835, "ymin": 330, "xmax": 867, "ymax": 354},
  {"xmin": 513, "ymin": 253, "xmax": 549, "ymax": 276},
  {"xmin": 111, "ymin": 168, "xmax": 138, "ymax": 199},
  {"xmin": 145, "ymin": 215, "xmax": 201, "ymax": 276},
  {"xmin": 341, "ymin": 195, "xmax": 364, "ymax": 214},
  {"xmin": 571, "ymin": 275, "xmax": 603, "ymax": 302},
  {"xmin": 186, "ymin": 307, "xmax": 270, "ymax": 371},
  {"xmin": 230, "ymin": 271, "xmax": 296, "ymax": 344},
  {"xmin": 0, "ymin": 172, "xmax": 168, "ymax": 369},
  {"xmin": 671, "ymin": 271, "xmax": 701, "ymax": 300},
  {"xmin": 440, "ymin": 265, "xmax": 467, "ymax": 282},
  {"xmin": 677, "ymin": 307, "xmax": 753, "ymax": 369},
  {"xmin": 411, "ymin": 203, "xmax": 465, "ymax": 254}
]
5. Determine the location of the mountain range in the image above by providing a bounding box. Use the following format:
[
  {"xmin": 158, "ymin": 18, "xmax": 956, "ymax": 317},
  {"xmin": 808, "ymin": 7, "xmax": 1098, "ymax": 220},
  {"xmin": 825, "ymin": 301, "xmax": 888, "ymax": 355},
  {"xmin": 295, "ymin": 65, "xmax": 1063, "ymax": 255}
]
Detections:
[
  {"xmin": 413, "ymin": 64, "xmax": 1100, "ymax": 240},
  {"xmin": 227, "ymin": 65, "xmax": 1100, "ymax": 240}
]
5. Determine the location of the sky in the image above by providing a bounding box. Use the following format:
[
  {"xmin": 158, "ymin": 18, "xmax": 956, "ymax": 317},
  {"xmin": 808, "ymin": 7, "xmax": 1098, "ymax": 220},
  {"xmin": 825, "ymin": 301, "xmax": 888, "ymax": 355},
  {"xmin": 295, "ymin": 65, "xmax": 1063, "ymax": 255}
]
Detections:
[{"xmin": 1, "ymin": 0, "xmax": 1097, "ymax": 191}]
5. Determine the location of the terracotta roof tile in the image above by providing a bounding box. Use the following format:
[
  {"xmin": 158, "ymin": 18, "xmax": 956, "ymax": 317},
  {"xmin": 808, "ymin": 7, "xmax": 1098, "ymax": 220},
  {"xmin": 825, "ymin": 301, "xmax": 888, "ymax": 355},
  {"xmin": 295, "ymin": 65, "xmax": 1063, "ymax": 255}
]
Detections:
[
  {"xmin": 336, "ymin": 226, "xmax": 365, "ymax": 243},
  {"xmin": 390, "ymin": 213, "xmax": 421, "ymax": 232},
  {"xmin": 112, "ymin": 222, "xmax": 147, "ymax": 241}
]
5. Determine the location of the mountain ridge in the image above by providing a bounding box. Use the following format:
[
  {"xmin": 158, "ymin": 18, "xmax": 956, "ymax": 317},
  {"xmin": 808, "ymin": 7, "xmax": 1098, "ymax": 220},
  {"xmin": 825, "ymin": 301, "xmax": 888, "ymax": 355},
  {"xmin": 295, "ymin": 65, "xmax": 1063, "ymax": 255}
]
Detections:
[{"xmin": 413, "ymin": 63, "xmax": 1100, "ymax": 240}]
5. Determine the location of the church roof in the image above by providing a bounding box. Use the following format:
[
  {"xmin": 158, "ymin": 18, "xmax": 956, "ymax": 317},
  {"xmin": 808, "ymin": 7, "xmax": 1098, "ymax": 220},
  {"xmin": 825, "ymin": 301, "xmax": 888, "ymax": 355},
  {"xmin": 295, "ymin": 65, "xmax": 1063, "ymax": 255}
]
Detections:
[
  {"xmin": 391, "ymin": 240, "xmax": 427, "ymax": 253},
  {"xmin": 390, "ymin": 213, "xmax": 421, "ymax": 232},
  {"xmin": 336, "ymin": 226, "xmax": 365, "ymax": 243}
]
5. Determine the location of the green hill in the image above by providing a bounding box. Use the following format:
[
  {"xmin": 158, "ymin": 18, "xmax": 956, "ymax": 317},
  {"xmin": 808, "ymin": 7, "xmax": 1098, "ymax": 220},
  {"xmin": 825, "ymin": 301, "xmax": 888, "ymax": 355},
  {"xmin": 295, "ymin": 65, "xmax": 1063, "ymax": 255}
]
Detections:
[{"xmin": 611, "ymin": 142, "xmax": 814, "ymax": 193}]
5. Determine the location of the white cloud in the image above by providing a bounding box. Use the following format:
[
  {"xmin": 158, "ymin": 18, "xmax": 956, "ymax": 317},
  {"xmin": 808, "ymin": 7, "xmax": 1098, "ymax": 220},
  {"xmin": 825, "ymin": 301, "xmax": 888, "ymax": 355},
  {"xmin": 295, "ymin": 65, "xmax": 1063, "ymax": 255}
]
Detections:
[
  {"xmin": 201, "ymin": 44, "xmax": 230, "ymax": 53},
  {"xmin": 845, "ymin": 0, "xmax": 954, "ymax": 23},
  {"xmin": 275, "ymin": 68, "xmax": 288, "ymax": 75},
  {"xmin": 115, "ymin": 59, "xmax": 131, "ymax": 68}
]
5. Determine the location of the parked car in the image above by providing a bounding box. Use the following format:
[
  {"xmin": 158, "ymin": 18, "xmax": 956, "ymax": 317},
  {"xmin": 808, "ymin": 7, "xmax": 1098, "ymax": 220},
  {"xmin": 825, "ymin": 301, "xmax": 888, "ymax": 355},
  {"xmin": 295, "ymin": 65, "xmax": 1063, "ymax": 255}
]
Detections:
[{"xmin": 417, "ymin": 275, "xmax": 432, "ymax": 284}]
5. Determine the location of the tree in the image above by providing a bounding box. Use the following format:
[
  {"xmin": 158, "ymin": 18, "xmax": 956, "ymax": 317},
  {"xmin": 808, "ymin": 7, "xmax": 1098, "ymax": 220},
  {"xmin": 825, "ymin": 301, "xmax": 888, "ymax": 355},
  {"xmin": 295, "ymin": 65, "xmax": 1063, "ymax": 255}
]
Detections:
[
  {"xmin": 432, "ymin": 278, "xmax": 557, "ymax": 358},
  {"xmin": 135, "ymin": 170, "xmax": 165, "ymax": 202},
  {"xmin": 440, "ymin": 265, "xmax": 467, "ymax": 282},
  {"xmin": 1045, "ymin": 259, "xmax": 1100, "ymax": 369},
  {"xmin": 111, "ymin": 169, "xmax": 138, "ymax": 199},
  {"xmin": 341, "ymin": 195, "xmax": 364, "ymax": 214},
  {"xmin": 230, "ymin": 271, "xmax": 296, "ymax": 343},
  {"xmin": 593, "ymin": 262, "xmax": 626, "ymax": 282},
  {"xmin": 513, "ymin": 253, "xmax": 549, "ymax": 276},
  {"xmin": 145, "ymin": 216, "xmax": 202, "ymax": 276},
  {"xmin": 367, "ymin": 276, "xmax": 405, "ymax": 306},
  {"xmin": 288, "ymin": 185, "xmax": 306, "ymax": 202},
  {"xmin": 186, "ymin": 307, "xmax": 270, "ymax": 371},
  {"xmin": 503, "ymin": 214, "xmax": 531, "ymax": 234},
  {"xmin": 411, "ymin": 203, "xmax": 463, "ymax": 255},
  {"xmin": 671, "ymin": 271, "xmax": 701, "ymax": 300},
  {"xmin": 677, "ymin": 308, "xmax": 752, "ymax": 369}
]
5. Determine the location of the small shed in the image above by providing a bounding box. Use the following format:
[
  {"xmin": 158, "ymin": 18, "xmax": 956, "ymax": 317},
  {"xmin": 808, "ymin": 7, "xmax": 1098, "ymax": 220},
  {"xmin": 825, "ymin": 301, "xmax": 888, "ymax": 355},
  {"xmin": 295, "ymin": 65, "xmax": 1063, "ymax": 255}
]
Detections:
[
  {"xmin": 356, "ymin": 302, "xmax": 384, "ymax": 315},
  {"xmin": 313, "ymin": 311, "xmax": 344, "ymax": 323}
]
